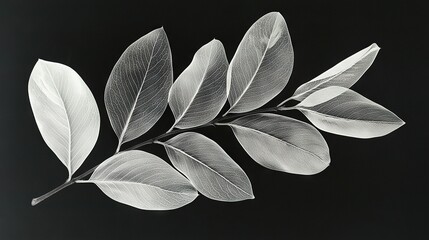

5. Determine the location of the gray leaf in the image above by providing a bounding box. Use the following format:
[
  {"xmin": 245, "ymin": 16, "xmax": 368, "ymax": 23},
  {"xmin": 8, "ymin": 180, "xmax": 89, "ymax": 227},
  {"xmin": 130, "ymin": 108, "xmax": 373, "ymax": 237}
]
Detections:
[
  {"xmin": 168, "ymin": 39, "xmax": 228, "ymax": 129},
  {"xmin": 28, "ymin": 60, "xmax": 100, "ymax": 179},
  {"xmin": 295, "ymin": 86, "xmax": 405, "ymax": 138},
  {"xmin": 289, "ymin": 43, "xmax": 380, "ymax": 102},
  {"xmin": 105, "ymin": 28, "xmax": 173, "ymax": 148},
  {"xmin": 225, "ymin": 12, "xmax": 293, "ymax": 114},
  {"xmin": 221, "ymin": 113, "xmax": 330, "ymax": 175},
  {"xmin": 158, "ymin": 132, "xmax": 254, "ymax": 202},
  {"xmin": 83, "ymin": 150, "xmax": 198, "ymax": 210}
]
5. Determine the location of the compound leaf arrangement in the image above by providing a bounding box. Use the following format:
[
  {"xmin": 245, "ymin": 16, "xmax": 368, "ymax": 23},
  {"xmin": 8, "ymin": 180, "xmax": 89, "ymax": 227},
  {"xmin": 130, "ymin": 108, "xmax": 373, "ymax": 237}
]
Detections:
[{"xmin": 29, "ymin": 12, "xmax": 405, "ymax": 209}]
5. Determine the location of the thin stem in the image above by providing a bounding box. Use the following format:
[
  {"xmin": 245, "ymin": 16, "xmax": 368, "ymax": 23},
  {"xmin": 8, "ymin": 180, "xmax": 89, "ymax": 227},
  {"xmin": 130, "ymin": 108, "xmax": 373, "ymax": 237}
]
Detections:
[
  {"xmin": 166, "ymin": 125, "xmax": 175, "ymax": 134},
  {"xmin": 31, "ymin": 164, "xmax": 99, "ymax": 206},
  {"xmin": 115, "ymin": 143, "xmax": 121, "ymax": 153},
  {"xmin": 222, "ymin": 109, "xmax": 231, "ymax": 117},
  {"xmin": 31, "ymin": 104, "xmax": 294, "ymax": 206},
  {"xmin": 31, "ymin": 179, "xmax": 73, "ymax": 206},
  {"xmin": 278, "ymin": 106, "xmax": 296, "ymax": 111},
  {"xmin": 277, "ymin": 97, "xmax": 293, "ymax": 107}
]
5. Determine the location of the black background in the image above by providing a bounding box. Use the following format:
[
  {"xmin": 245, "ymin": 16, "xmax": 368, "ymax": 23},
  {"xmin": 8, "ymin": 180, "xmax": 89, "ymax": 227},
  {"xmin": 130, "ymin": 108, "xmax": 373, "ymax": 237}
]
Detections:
[{"xmin": 1, "ymin": 0, "xmax": 427, "ymax": 239}]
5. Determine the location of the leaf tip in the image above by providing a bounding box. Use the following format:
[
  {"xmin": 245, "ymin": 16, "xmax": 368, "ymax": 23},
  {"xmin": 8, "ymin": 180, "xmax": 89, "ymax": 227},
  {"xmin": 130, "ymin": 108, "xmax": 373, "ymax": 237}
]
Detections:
[
  {"xmin": 157, "ymin": 26, "xmax": 166, "ymax": 34},
  {"xmin": 371, "ymin": 43, "xmax": 381, "ymax": 51},
  {"xmin": 210, "ymin": 38, "xmax": 222, "ymax": 47},
  {"xmin": 36, "ymin": 58, "xmax": 48, "ymax": 65}
]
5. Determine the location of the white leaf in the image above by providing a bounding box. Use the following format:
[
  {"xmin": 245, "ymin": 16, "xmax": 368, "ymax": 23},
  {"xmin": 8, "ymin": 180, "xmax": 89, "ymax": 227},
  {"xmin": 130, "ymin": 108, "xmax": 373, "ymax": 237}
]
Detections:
[
  {"xmin": 221, "ymin": 113, "xmax": 330, "ymax": 175},
  {"xmin": 225, "ymin": 12, "xmax": 294, "ymax": 114},
  {"xmin": 168, "ymin": 39, "xmax": 228, "ymax": 129},
  {"xmin": 158, "ymin": 132, "xmax": 254, "ymax": 201},
  {"xmin": 84, "ymin": 150, "xmax": 198, "ymax": 210},
  {"xmin": 290, "ymin": 43, "xmax": 380, "ymax": 102},
  {"xmin": 296, "ymin": 86, "xmax": 405, "ymax": 138},
  {"xmin": 105, "ymin": 28, "xmax": 173, "ymax": 148},
  {"xmin": 28, "ymin": 60, "xmax": 100, "ymax": 179}
]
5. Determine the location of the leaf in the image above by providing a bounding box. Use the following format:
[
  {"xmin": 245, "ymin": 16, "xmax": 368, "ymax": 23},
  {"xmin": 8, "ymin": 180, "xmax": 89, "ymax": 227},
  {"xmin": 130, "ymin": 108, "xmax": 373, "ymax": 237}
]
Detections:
[
  {"xmin": 221, "ymin": 113, "xmax": 330, "ymax": 175},
  {"xmin": 84, "ymin": 150, "xmax": 198, "ymax": 210},
  {"xmin": 104, "ymin": 27, "xmax": 173, "ymax": 148},
  {"xmin": 158, "ymin": 132, "xmax": 254, "ymax": 201},
  {"xmin": 295, "ymin": 86, "xmax": 405, "ymax": 138},
  {"xmin": 168, "ymin": 39, "xmax": 228, "ymax": 129},
  {"xmin": 289, "ymin": 43, "xmax": 380, "ymax": 102},
  {"xmin": 28, "ymin": 59, "xmax": 100, "ymax": 179},
  {"xmin": 225, "ymin": 12, "xmax": 294, "ymax": 114}
]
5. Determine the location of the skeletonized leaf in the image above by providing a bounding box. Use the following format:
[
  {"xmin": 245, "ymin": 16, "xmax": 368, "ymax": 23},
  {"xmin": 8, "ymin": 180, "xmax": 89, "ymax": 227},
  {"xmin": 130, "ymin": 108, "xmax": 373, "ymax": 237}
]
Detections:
[
  {"xmin": 289, "ymin": 43, "xmax": 380, "ymax": 102},
  {"xmin": 296, "ymin": 86, "xmax": 405, "ymax": 138},
  {"xmin": 221, "ymin": 113, "xmax": 330, "ymax": 175},
  {"xmin": 84, "ymin": 150, "xmax": 198, "ymax": 210},
  {"xmin": 105, "ymin": 28, "xmax": 173, "ymax": 147},
  {"xmin": 169, "ymin": 40, "xmax": 228, "ymax": 129},
  {"xmin": 158, "ymin": 132, "xmax": 254, "ymax": 201},
  {"xmin": 28, "ymin": 59, "xmax": 100, "ymax": 179},
  {"xmin": 226, "ymin": 12, "xmax": 294, "ymax": 114}
]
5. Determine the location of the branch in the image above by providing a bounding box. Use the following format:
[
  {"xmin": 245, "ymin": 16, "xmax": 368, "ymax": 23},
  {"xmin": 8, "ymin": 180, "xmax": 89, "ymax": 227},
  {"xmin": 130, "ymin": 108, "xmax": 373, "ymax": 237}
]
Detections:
[{"xmin": 31, "ymin": 104, "xmax": 290, "ymax": 206}]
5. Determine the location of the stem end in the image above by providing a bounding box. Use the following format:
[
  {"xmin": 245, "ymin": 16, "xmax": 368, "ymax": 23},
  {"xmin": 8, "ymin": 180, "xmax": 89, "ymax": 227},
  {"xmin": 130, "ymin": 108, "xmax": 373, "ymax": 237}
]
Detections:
[{"xmin": 31, "ymin": 198, "xmax": 39, "ymax": 206}]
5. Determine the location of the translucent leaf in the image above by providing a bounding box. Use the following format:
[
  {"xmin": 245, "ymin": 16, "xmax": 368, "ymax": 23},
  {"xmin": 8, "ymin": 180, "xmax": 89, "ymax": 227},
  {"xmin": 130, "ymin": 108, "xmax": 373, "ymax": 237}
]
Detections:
[
  {"xmin": 221, "ymin": 113, "xmax": 330, "ymax": 175},
  {"xmin": 28, "ymin": 59, "xmax": 100, "ymax": 179},
  {"xmin": 158, "ymin": 132, "xmax": 254, "ymax": 201},
  {"xmin": 225, "ymin": 12, "xmax": 294, "ymax": 114},
  {"xmin": 105, "ymin": 28, "xmax": 173, "ymax": 148},
  {"xmin": 168, "ymin": 40, "xmax": 228, "ymax": 129},
  {"xmin": 84, "ymin": 150, "xmax": 198, "ymax": 210},
  {"xmin": 296, "ymin": 86, "xmax": 405, "ymax": 138},
  {"xmin": 289, "ymin": 43, "xmax": 380, "ymax": 102}
]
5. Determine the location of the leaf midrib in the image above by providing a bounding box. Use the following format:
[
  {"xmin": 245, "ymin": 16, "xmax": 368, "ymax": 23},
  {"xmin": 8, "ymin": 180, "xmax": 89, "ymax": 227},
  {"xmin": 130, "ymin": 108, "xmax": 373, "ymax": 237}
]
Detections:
[
  {"xmin": 228, "ymin": 14, "xmax": 280, "ymax": 112},
  {"xmin": 42, "ymin": 62, "xmax": 73, "ymax": 176},
  {"xmin": 118, "ymin": 31, "xmax": 161, "ymax": 145},
  {"xmin": 173, "ymin": 42, "xmax": 215, "ymax": 126},
  {"xmin": 162, "ymin": 142, "xmax": 253, "ymax": 198},
  {"xmin": 229, "ymin": 123, "xmax": 328, "ymax": 165},
  {"xmin": 89, "ymin": 179, "xmax": 196, "ymax": 197},
  {"xmin": 299, "ymin": 107, "xmax": 403, "ymax": 125}
]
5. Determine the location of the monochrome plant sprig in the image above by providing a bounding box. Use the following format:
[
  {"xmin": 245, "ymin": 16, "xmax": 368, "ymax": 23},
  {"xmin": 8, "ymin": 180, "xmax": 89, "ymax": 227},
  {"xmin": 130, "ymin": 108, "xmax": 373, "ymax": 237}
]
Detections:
[{"xmin": 29, "ymin": 12, "xmax": 405, "ymax": 210}]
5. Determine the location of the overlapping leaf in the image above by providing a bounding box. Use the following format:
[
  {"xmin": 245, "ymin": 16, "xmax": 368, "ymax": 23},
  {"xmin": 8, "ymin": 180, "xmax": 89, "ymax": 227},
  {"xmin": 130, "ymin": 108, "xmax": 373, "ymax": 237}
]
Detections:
[
  {"xmin": 28, "ymin": 59, "xmax": 100, "ymax": 179},
  {"xmin": 158, "ymin": 132, "xmax": 253, "ymax": 201},
  {"xmin": 83, "ymin": 150, "xmax": 198, "ymax": 210},
  {"xmin": 169, "ymin": 40, "xmax": 228, "ymax": 129},
  {"xmin": 105, "ymin": 28, "xmax": 173, "ymax": 148},
  {"xmin": 285, "ymin": 43, "xmax": 380, "ymax": 103},
  {"xmin": 295, "ymin": 86, "xmax": 405, "ymax": 138},
  {"xmin": 221, "ymin": 113, "xmax": 330, "ymax": 175},
  {"xmin": 225, "ymin": 12, "xmax": 294, "ymax": 114}
]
